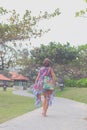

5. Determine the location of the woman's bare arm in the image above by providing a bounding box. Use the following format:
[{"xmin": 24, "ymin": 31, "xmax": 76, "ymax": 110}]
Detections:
[
  {"xmin": 35, "ymin": 72, "xmax": 40, "ymax": 83},
  {"xmin": 50, "ymin": 68, "xmax": 56, "ymax": 83}
]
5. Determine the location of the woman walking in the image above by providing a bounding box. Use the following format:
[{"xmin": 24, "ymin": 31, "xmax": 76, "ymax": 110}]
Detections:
[{"xmin": 31, "ymin": 58, "xmax": 56, "ymax": 117}]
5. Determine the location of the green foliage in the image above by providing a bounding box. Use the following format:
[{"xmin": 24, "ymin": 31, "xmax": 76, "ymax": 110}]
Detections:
[
  {"xmin": 0, "ymin": 7, "xmax": 61, "ymax": 70},
  {"xmin": 18, "ymin": 43, "xmax": 87, "ymax": 82},
  {"xmin": 30, "ymin": 42, "xmax": 79, "ymax": 65},
  {"xmin": 75, "ymin": 0, "xmax": 87, "ymax": 17},
  {"xmin": 75, "ymin": 10, "xmax": 85, "ymax": 17},
  {"xmin": 78, "ymin": 44, "xmax": 87, "ymax": 51},
  {"xmin": 65, "ymin": 79, "xmax": 77, "ymax": 87},
  {"xmin": 0, "ymin": 7, "xmax": 7, "ymax": 15},
  {"xmin": 0, "ymin": 7, "xmax": 61, "ymax": 43},
  {"xmin": 76, "ymin": 78, "xmax": 87, "ymax": 87},
  {"xmin": 0, "ymin": 44, "xmax": 17, "ymax": 70},
  {"xmin": 65, "ymin": 78, "xmax": 87, "ymax": 88}
]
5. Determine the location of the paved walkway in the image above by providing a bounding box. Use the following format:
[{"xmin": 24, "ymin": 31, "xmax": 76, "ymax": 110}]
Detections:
[{"xmin": 0, "ymin": 90, "xmax": 87, "ymax": 130}]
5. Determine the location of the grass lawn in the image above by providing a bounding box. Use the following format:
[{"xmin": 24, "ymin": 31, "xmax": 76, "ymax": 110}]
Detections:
[
  {"xmin": 0, "ymin": 87, "xmax": 35, "ymax": 124},
  {"xmin": 55, "ymin": 87, "xmax": 87, "ymax": 104},
  {"xmin": 1, "ymin": 86, "xmax": 87, "ymax": 124}
]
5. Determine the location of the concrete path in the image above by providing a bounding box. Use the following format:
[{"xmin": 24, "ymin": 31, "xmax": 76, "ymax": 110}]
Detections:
[{"xmin": 0, "ymin": 90, "xmax": 87, "ymax": 130}]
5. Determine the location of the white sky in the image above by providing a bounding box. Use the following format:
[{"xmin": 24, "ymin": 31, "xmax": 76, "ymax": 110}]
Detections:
[{"xmin": 0, "ymin": 0, "xmax": 87, "ymax": 48}]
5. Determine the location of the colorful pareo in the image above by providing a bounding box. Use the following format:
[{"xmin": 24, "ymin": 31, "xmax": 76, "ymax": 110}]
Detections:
[{"xmin": 30, "ymin": 67, "xmax": 55, "ymax": 108}]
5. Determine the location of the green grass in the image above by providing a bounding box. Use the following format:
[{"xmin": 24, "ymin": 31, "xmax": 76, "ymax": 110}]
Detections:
[
  {"xmin": 55, "ymin": 87, "xmax": 87, "ymax": 104},
  {"xmin": 0, "ymin": 88, "xmax": 35, "ymax": 124},
  {"xmin": 1, "ymin": 87, "xmax": 87, "ymax": 124}
]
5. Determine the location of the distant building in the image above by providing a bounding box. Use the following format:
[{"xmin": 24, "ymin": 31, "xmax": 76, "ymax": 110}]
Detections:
[
  {"xmin": 9, "ymin": 72, "xmax": 29, "ymax": 90},
  {"xmin": 0, "ymin": 74, "xmax": 10, "ymax": 85},
  {"xmin": 0, "ymin": 74, "xmax": 11, "ymax": 90}
]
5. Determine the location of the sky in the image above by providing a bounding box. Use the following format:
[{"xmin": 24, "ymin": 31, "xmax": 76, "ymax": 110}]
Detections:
[{"xmin": 0, "ymin": 0, "xmax": 87, "ymax": 48}]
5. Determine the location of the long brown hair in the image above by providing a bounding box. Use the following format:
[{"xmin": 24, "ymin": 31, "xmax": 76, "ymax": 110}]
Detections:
[{"xmin": 43, "ymin": 58, "xmax": 51, "ymax": 67}]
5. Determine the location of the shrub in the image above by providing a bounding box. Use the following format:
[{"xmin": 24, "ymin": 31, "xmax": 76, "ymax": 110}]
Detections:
[
  {"xmin": 76, "ymin": 78, "xmax": 87, "ymax": 88},
  {"xmin": 65, "ymin": 79, "xmax": 77, "ymax": 87},
  {"xmin": 65, "ymin": 78, "xmax": 87, "ymax": 88}
]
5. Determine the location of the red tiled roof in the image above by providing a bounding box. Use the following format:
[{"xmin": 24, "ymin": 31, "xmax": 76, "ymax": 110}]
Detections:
[
  {"xmin": 9, "ymin": 72, "xmax": 18, "ymax": 78},
  {"xmin": 9, "ymin": 72, "xmax": 29, "ymax": 81},
  {"xmin": 0, "ymin": 74, "xmax": 10, "ymax": 81},
  {"xmin": 11, "ymin": 74, "xmax": 28, "ymax": 80}
]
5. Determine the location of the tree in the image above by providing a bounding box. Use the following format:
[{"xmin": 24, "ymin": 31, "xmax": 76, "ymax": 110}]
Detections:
[
  {"xmin": 20, "ymin": 42, "xmax": 87, "ymax": 81},
  {"xmin": 15, "ymin": 48, "xmax": 30, "ymax": 69},
  {"xmin": 30, "ymin": 42, "xmax": 78, "ymax": 65},
  {"xmin": 0, "ymin": 7, "xmax": 61, "ymax": 44},
  {"xmin": 75, "ymin": 0, "xmax": 87, "ymax": 17},
  {"xmin": 0, "ymin": 7, "xmax": 61, "ymax": 70},
  {"xmin": 0, "ymin": 44, "xmax": 17, "ymax": 70},
  {"xmin": 77, "ymin": 44, "xmax": 87, "ymax": 77},
  {"xmin": 62, "ymin": 44, "xmax": 87, "ymax": 79}
]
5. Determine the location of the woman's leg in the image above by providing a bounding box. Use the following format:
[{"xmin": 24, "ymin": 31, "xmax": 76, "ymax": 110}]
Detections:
[
  {"xmin": 42, "ymin": 91, "xmax": 47, "ymax": 116},
  {"xmin": 42, "ymin": 90, "xmax": 53, "ymax": 116},
  {"xmin": 35, "ymin": 93, "xmax": 41, "ymax": 107},
  {"xmin": 37, "ymin": 93, "xmax": 41, "ymax": 100}
]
